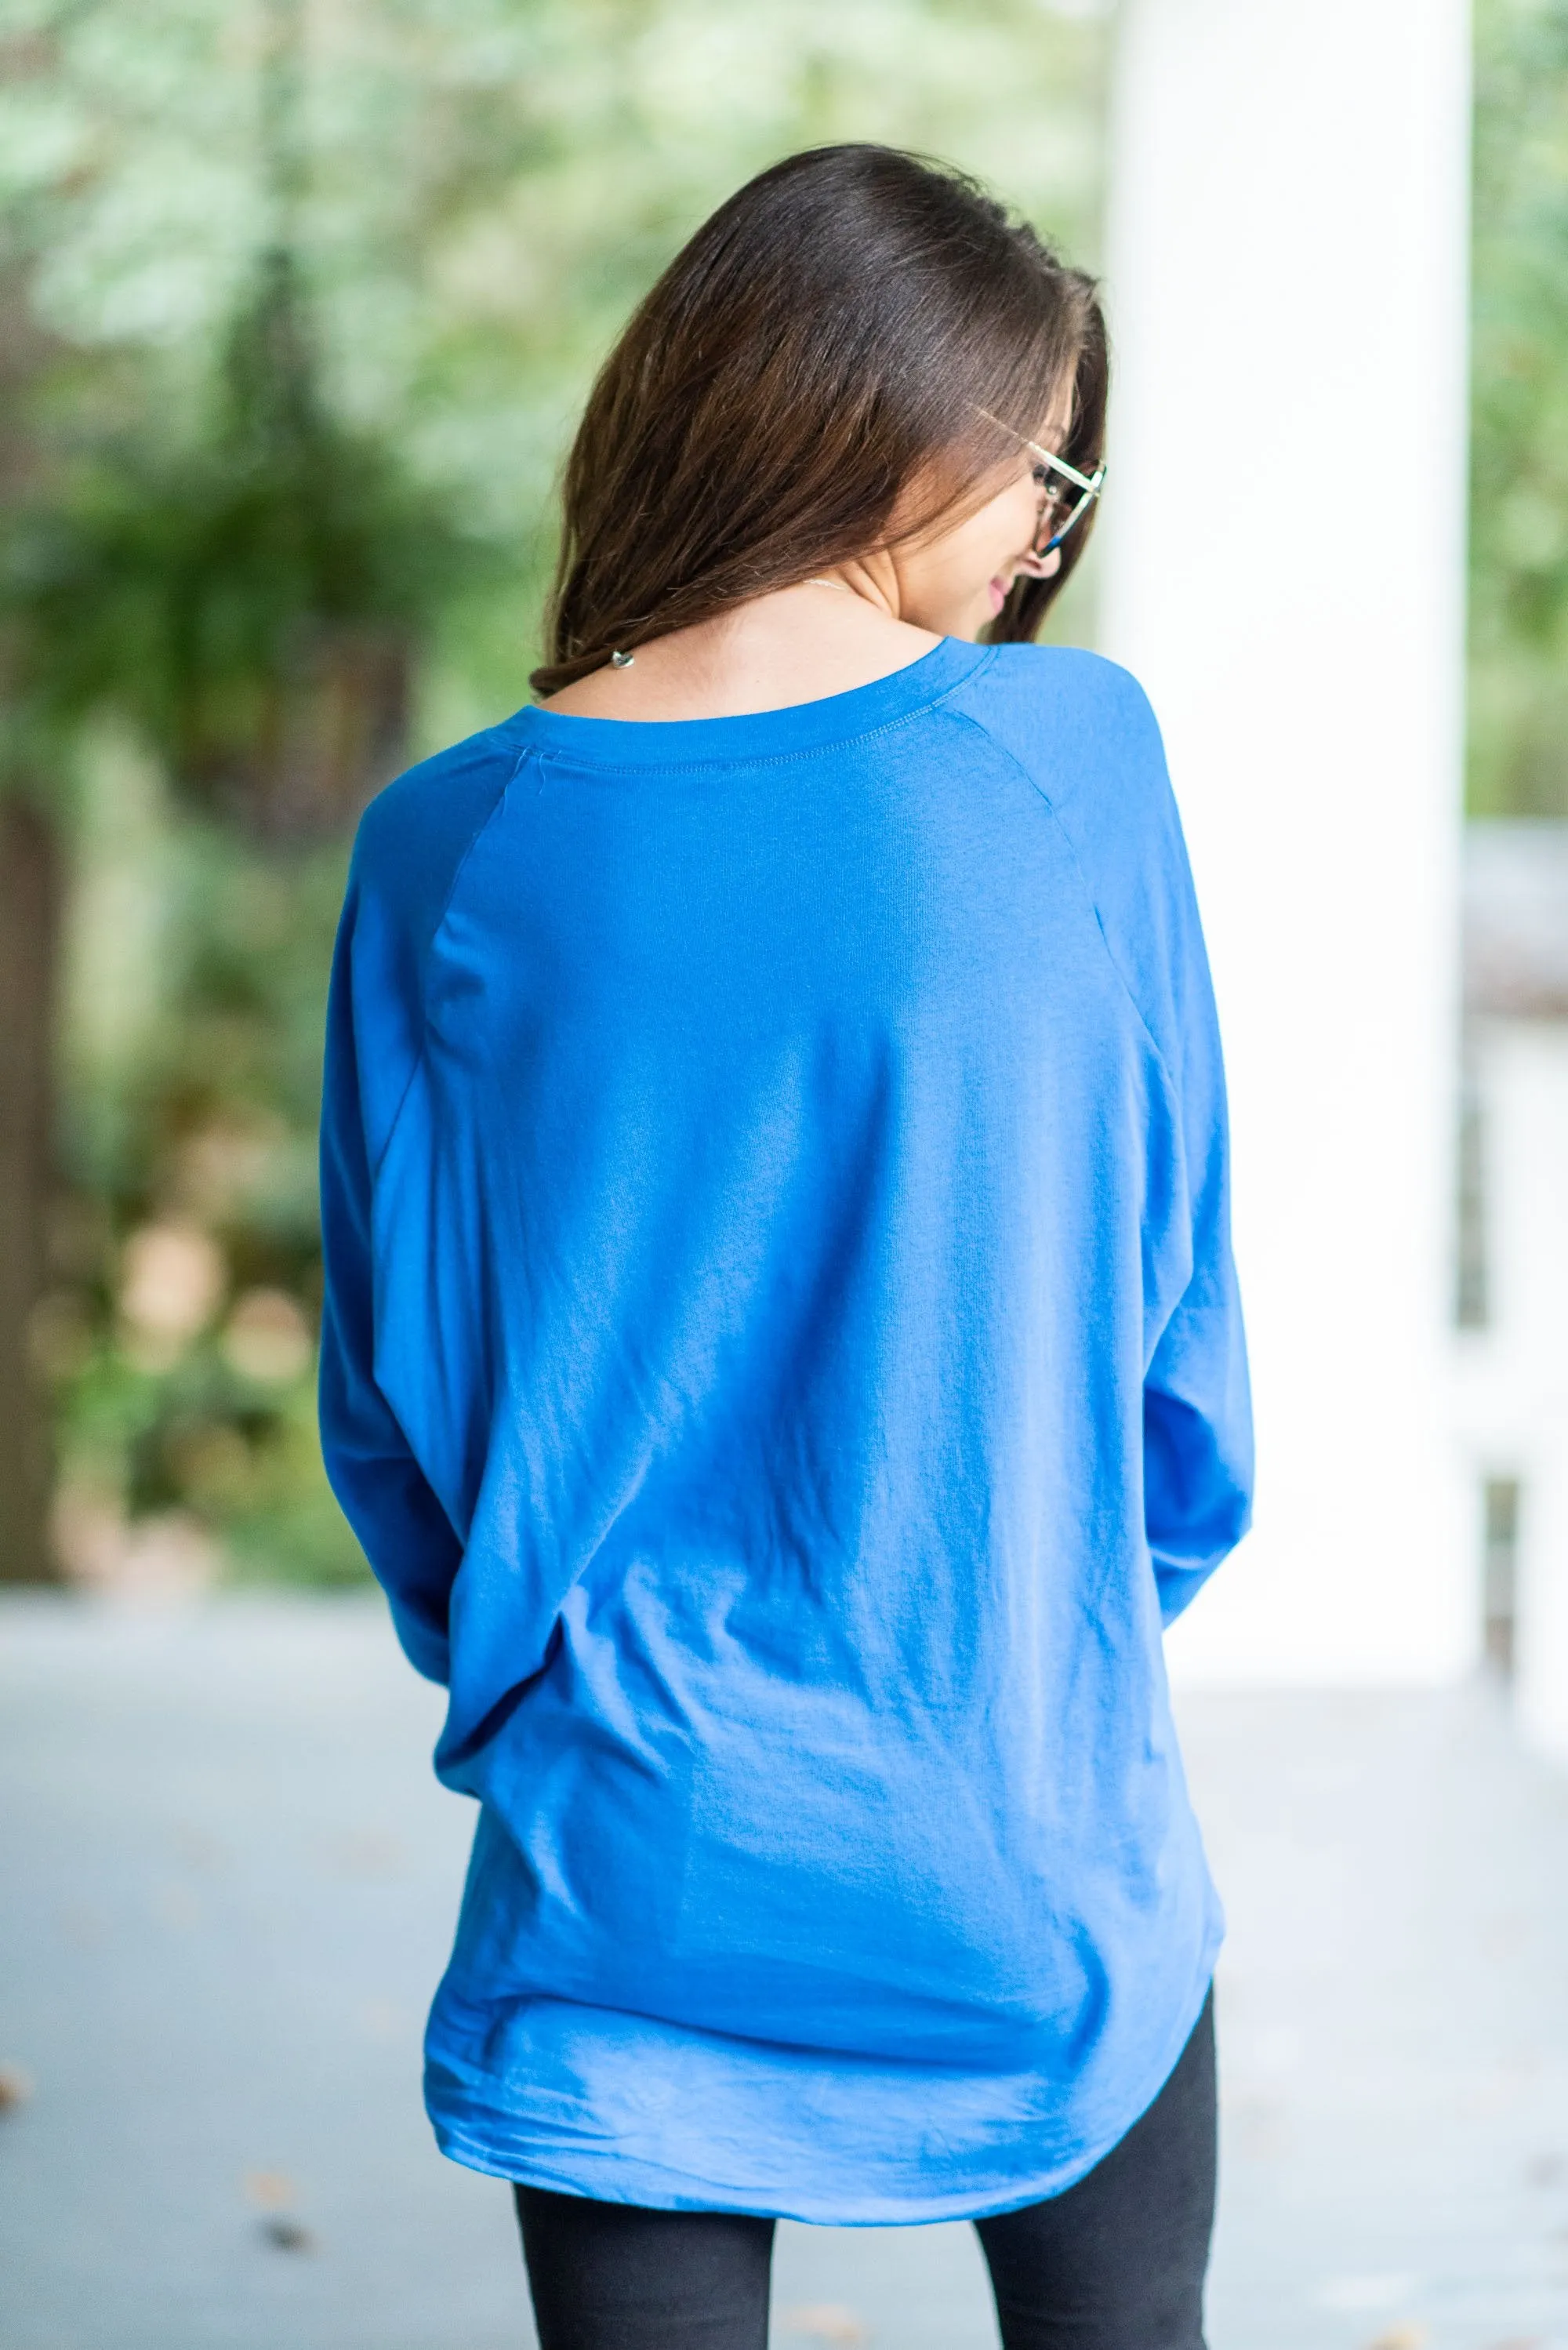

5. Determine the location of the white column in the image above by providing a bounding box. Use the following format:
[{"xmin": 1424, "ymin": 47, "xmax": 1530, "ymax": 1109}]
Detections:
[
  {"xmin": 1102, "ymin": 0, "xmax": 1475, "ymax": 1683},
  {"xmin": 1470, "ymin": 1026, "xmax": 1568, "ymax": 1760}
]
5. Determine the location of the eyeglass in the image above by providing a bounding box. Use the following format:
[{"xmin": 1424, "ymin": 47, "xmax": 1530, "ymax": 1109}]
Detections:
[
  {"xmin": 977, "ymin": 409, "xmax": 1107, "ymax": 556},
  {"xmin": 1025, "ymin": 438, "xmax": 1106, "ymax": 554}
]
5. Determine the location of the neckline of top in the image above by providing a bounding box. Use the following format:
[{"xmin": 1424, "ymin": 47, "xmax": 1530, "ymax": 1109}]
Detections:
[{"xmin": 499, "ymin": 638, "xmax": 993, "ymax": 768}]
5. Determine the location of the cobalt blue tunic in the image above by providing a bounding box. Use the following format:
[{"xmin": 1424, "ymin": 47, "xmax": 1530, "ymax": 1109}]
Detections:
[{"xmin": 318, "ymin": 637, "xmax": 1252, "ymax": 2223}]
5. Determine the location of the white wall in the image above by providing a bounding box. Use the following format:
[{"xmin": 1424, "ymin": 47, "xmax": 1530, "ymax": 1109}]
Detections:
[{"xmin": 1102, "ymin": 0, "xmax": 1475, "ymax": 1682}]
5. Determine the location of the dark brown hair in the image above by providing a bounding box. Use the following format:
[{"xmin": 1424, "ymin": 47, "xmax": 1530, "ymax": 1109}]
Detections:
[{"xmin": 531, "ymin": 143, "xmax": 1108, "ymax": 696}]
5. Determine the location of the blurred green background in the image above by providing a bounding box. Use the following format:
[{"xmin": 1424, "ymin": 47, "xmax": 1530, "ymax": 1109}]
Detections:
[{"xmin": 0, "ymin": 0, "xmax": 1562, "ymax": 1589}]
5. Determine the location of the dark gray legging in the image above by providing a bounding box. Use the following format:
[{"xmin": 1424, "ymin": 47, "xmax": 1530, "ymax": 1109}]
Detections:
[{"xmin": 514, "ymin": 1985, "xmax": 1216, "ymax": 2350}]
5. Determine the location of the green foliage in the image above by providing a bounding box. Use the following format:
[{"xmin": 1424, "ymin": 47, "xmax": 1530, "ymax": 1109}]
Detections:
[
  {"xmin": 1471, "ymin": 0, "xmax": 1568, "ymax": 813},
  {"xmin": 41, "ymin": 739, "xmax": 358, "ymax": 1582},
  {"xmin": 5, "ymin": 249, "xmax": 481, "ymax": 834}
]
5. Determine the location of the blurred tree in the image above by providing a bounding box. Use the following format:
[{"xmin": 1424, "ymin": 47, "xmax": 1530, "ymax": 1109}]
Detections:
[
  {"xmin": 1, "ymin": 9, "xmax": 77, "ymax": 1578},
  {"xmin": 1471, "ymin": 0, "xmax": 1568, "ymax": 814},
  {"xmin": 12, "ymin": 245, "xmax": 470, "ymax": 839},
  {"xmin": 0, "ymin": 0, "xmax": 482, "ymax": 1576},
  {"xmin": 9, "ymin": 0, "xmax": 474, "ymax": 841},
  {"xmin": 0, "ymin": 791, "xmax": 60, "ymax": 1580}
]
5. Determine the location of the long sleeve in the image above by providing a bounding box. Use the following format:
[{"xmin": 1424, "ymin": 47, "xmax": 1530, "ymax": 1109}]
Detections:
[
  {"xmin": 318, "ymin": 863, "xmax": 463, "ymax": 1684},
  {"xmin": 1131, "ymin": 720, "xmax": 1253, "ymax": 1625},
  {"xmin": 1141, "ymin": 868, "xmax": 1253, "ymax": 1625},
  {"xmin": 971, "ymin": 649, "xmax": 1254, "ymax": 1625}
]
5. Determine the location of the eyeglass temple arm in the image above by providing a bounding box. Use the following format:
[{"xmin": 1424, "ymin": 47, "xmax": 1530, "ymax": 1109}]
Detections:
[
  {"xmin": 974, "ymin": 407, "xmax": 1104, "ymax": 499},
  {"xmin": 1022, "ymin": 438, "xmax": 1104, "ymax": 498}
]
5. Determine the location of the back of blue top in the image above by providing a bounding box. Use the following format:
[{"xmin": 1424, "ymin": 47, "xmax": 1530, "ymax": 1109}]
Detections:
[{"xmin": 319, "ymin": 636, "xmax": 1251, "ymax": 2222}]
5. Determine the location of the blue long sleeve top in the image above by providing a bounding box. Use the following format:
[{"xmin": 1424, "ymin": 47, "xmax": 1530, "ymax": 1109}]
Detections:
[{"xmin": 318, "ymin": 637, "xmax": 1251, "ymax": 2224}]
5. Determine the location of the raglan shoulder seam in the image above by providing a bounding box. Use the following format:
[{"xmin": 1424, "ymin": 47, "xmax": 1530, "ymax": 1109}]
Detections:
[
  {"xmin": 937, "ymin": 696, "xmax": 1181, "ymax": 1107},
  {"xmin": 364, "ymin": 738, "xmax": 535, "ymax": 1183}
]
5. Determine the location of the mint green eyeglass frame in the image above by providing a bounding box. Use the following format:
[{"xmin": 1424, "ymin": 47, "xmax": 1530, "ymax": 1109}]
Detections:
[
  {"xmin": 1025, "ymin": 439, "xmax": 1106, "ymax": 554},
  {"xmin": 978, "ymin": 409, "xmax": 1107, "ymax": 554}
]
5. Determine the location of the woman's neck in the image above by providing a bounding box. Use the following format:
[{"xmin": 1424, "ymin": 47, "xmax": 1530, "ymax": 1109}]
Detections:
[{"xmin": 538, "ymin": 576, "xmax": 944, "ymax": 723}]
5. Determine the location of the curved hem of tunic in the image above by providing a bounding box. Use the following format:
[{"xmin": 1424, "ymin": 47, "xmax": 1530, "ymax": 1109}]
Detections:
[{"xmin": 424, "ymin": 1934, "xmax": 1219, "ymax": 2228}]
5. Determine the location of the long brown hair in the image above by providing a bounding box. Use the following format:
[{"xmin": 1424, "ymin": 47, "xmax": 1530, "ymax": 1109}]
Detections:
[{"xmin": 532, "ymin": 144, "xmax": 1108, "ymax": 696}]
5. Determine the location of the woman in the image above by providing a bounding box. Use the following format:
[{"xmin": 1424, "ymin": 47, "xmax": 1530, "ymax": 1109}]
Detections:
[{"xmin": 320, "ymin": 144, "xmax": 1251, "ymax": 2350}]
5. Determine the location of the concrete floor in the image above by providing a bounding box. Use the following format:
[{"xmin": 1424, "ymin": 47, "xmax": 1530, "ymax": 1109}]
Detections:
[{"xmin": 2, "ymin": 1593, "xmax": 1567, "ymax": 2350}]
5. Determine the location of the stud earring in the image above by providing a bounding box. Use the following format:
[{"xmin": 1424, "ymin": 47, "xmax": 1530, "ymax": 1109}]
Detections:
[{"xmin": 610, "ymin": 649, "xmax": 634, "ymax": 668}]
